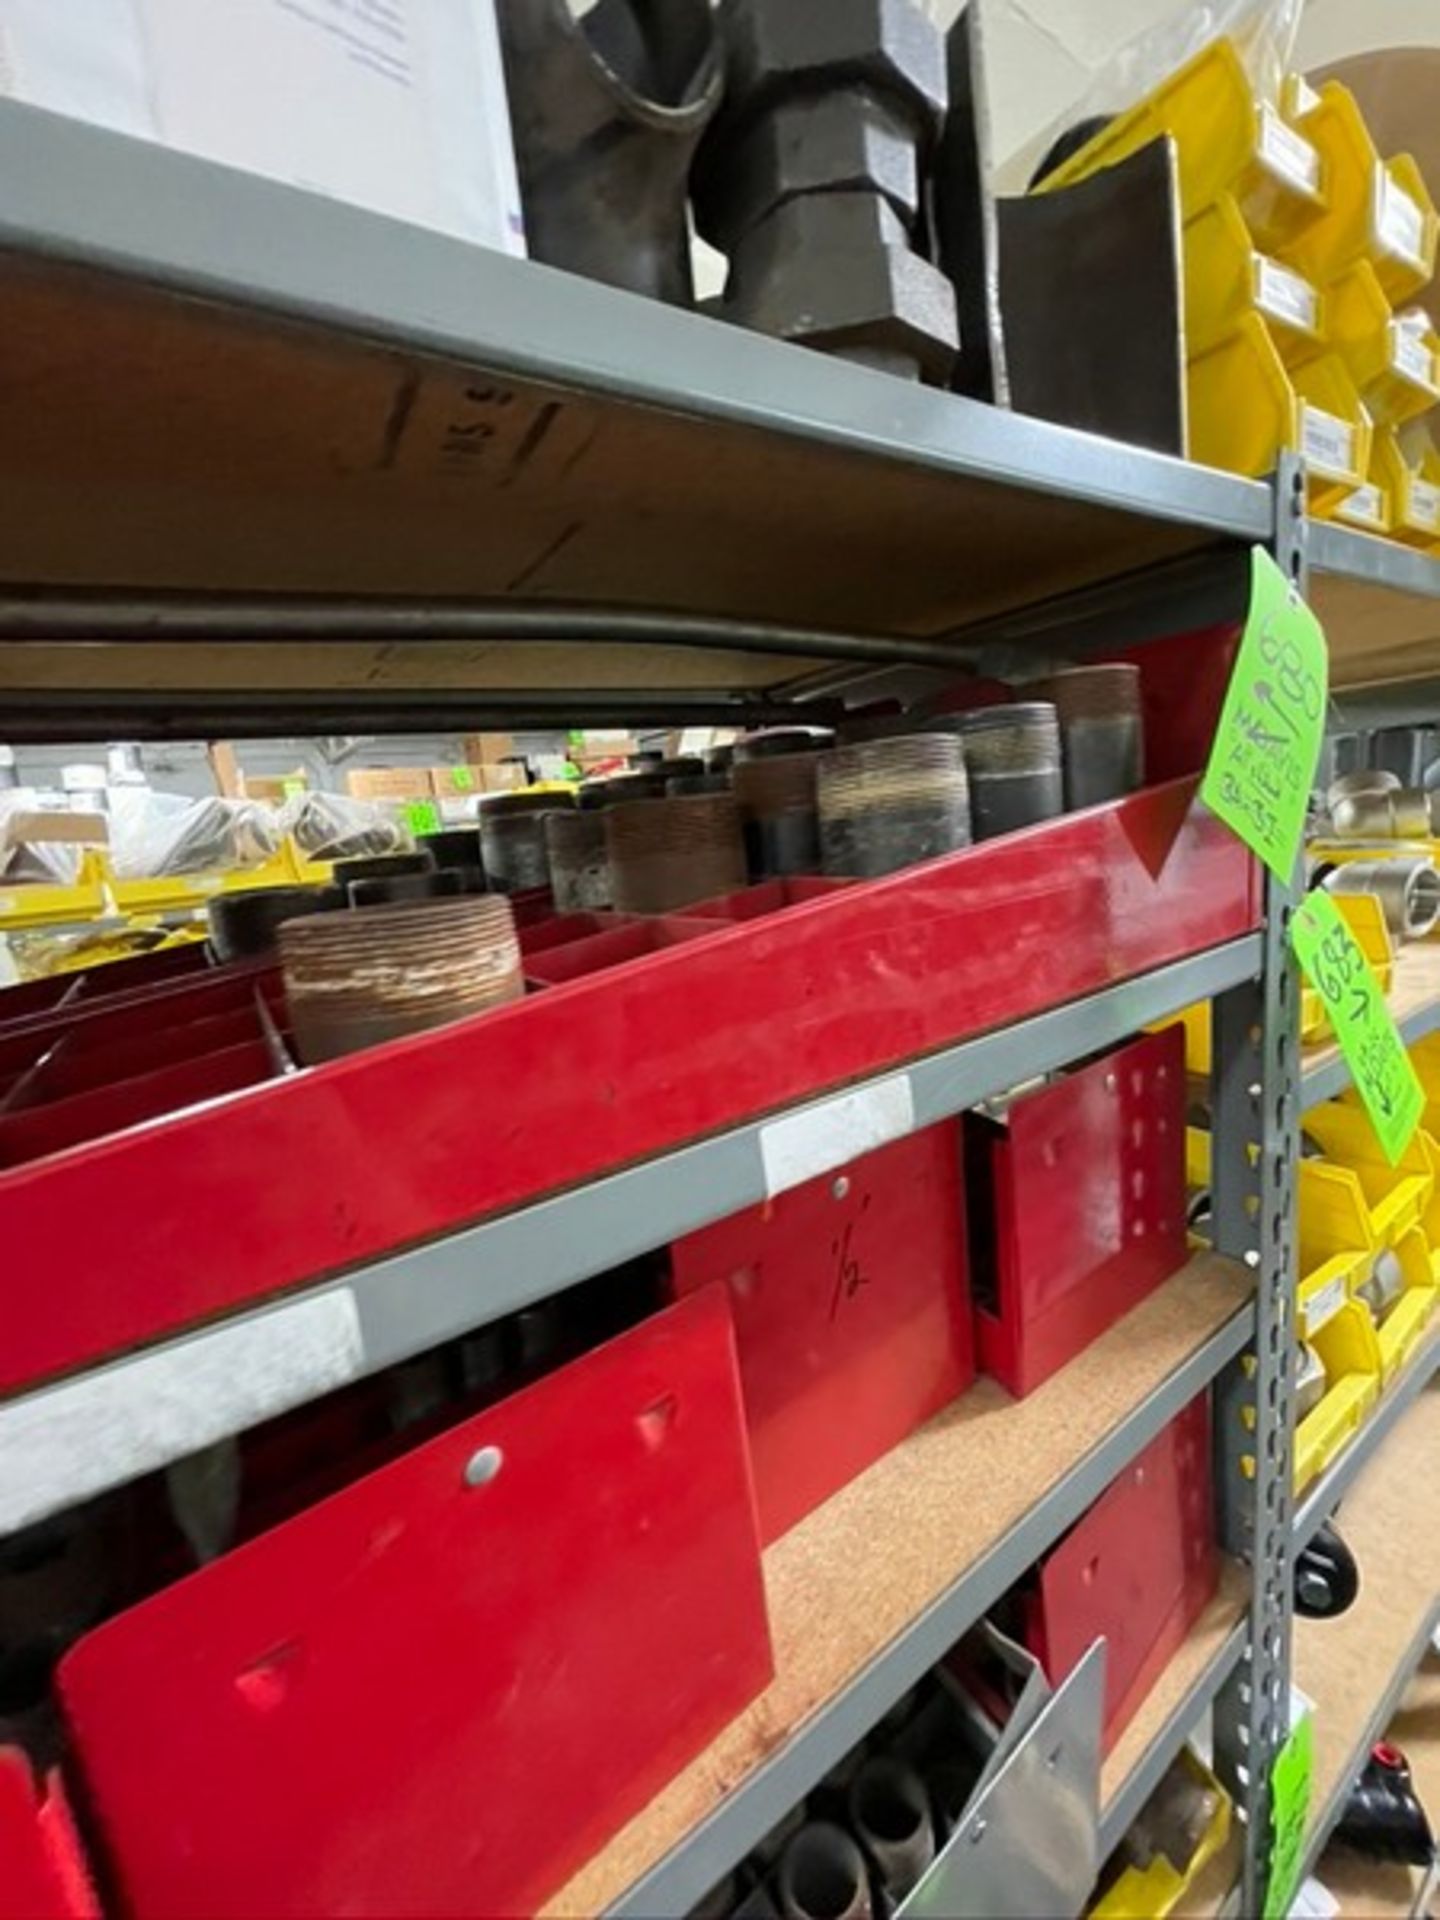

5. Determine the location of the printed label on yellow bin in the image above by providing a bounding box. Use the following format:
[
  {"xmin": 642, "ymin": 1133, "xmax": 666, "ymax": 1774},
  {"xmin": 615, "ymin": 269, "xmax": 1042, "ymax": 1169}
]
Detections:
[
  {"xmin": 1201, "ymin": 547, "xmax": 1328, "ymax": 881},
  {"xmin": 1292, "ymin": 890, "xmax": 1424, "ymax": 1164}
]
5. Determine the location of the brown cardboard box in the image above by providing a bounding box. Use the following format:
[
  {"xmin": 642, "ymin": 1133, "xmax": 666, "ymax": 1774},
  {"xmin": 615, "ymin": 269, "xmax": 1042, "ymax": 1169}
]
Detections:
[
  {"xmin": 346, "ymin": 769, "xmax": 436, "ymax": 803},
  {"xmin": 242, "ymin": 772, "xmax": 307, "ymax": 806},
  {"xmin": 3, "ymin": 810, "xmax": 109, "ymax": 846},
  {"xmin": 462, "ymin": 733, "xmax": 516, "ymax": 767},
  {"xmin": 209, "ymin": 743, "xmax": 242, "ymax": 799},
  {"xmin": 572, "ymin": 730, "xmax": 636, "ymax": 776},
  {"xmin": 480, "ymin": 763, "xmax": 529, "ymax": 793},
  {"xmin": 429, "ymin": 766, "xmax": 481, "ymax": 798}
]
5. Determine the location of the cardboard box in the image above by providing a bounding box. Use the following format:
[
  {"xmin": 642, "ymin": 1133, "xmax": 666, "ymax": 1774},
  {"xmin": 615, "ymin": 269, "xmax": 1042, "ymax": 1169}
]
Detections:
[
  {"xmin": 209, "ymin": 744, "xmax": 242, "ymax": 800},
  {"xmin": 480, "ymin": 763, "xmax": 528, "ymax": 793},
  {"xmin": 572, "ymin": 732, "xmax": 637, "ymax": 776},
  {"xmin": 462, "ymin": 734, "xmax": 517, "ymax": 767},
  {"xmin": 346, "ymin": 769, "xmax": 436, "ymax": 803},
  {"xmin": 2, "ymin": 810, "xmax": 109, "ymax": 847},
  {"xmin": 430, "ymin": 766, "xmax": 481, "ymax": 798},
  {"xmin": 0, "ymin": 0, "xmax": 526, "ymax": 259},
  {"xmin": 241, "ymin": 773, "xmax": 307, "ymax": 806}
]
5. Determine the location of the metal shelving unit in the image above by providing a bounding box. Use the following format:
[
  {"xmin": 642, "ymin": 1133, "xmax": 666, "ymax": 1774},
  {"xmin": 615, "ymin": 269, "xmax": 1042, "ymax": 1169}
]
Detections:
[
  {"xmin": 1291, "ymin": 523, "xmax": 1440, "ymax": 1913},
  {"xmin": 1293, "ymin": 1385, "xmax": 1440, "ymax": 1897},
  {"xmin": 0, "ymin": 931, "xmax": 1261, "ymax": 1536},
  {"xmin": 0, "ymin": 98, "xmax": 1271, "ymax": 738},
  {"xmin": 1097, "ymin": 1611, "xmax": 1249, "ymax": 1861},
  {"xmin": 1, "ymin": 96, "xmax": 1438, "ymax": 1920},
  {"xmin": 606, "ymin": 1281, "xmax": 1255, "ymax": 1920},
  {"xmin": 1311, "ymin": 521, "xmax": 1440, "ymax": 705}
]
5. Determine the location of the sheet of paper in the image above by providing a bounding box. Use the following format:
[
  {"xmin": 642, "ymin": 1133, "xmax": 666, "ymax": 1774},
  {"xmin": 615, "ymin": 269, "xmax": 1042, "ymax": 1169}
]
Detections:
[
  {"xmin": 139, "ymin": 0, "xmax": 523, "ymax": 251},
  {"xmin": 0, "ymin": 0, "xmax": 154, "ymax": 136},
  {"xmin": 0, "ymin": 0, "xmax": 523, "ymax": 254}
]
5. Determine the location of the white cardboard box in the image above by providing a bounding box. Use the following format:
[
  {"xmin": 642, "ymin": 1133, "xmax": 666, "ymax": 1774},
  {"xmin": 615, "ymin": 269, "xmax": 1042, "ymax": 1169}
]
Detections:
[{"xmin": 0, "ymin": 0, "xmax": 526, "ymax": 257}]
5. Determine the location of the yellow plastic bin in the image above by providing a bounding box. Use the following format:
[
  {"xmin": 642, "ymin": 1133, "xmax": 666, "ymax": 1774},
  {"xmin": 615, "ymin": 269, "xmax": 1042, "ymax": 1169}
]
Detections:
[
  {"xmin": 1327, "ymin": 466, "xmax": 1393, "ymax": 537},
  {"xmin": 1299, "ymin": 1111, "xmax": 1439, "ymax": 1381},
  {"xmin": 1282, "ymin": 82, "xmax": 1438, "ymax": 303},
  {"xmin": 1304, "ymin": 1100, "xmax": 1433, "ymax": 1241},
  {"xmin": 1185, "ymin": 194, "xmax": 1324, "ymax": 363},
  {"xmin": 1381, "ymin": 426, "xmax": 1440, "ymax": 551},
  {"xmin": 1325, "ymin": 261, "xmax": 1440, "ymax": 429},
  {"xmin": 1038, "ymin": 38, "xmax": 1324, "ymax": 254},
  {"xmin": 1189, "ymin": 313, "xmax": 1371, "ymax": 494},
  {"xmin": 1332, "ymin": 429, "xmax": 1409, "ymax": 538},
  {"xmin": 1295, "ymin": 1248, "xmax": 1383, "ymax": 1493},
  {"xmin": 1408, "ymin": 1034, "xmax": 1440, "ymax": 1138},
  {"xmin": 1091, "ymin": 1752, "xmax": 1232, "ymax": 1919}
]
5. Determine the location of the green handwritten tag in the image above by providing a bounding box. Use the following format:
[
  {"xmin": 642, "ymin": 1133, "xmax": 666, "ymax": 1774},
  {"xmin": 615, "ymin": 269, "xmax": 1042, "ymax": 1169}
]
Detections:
[
  {"xmin": 449, "ymin": 766, "xmax": 477, "ymax": 793},
  {"xmin": 1201, "ymin": 548, "xmax": 1328, "ymax": 881},
  {"xmin": 403, "ymin": 799, "xmax": 441, "ymax": 837},
  {"xmin": 1292, "ymin": 890, "xmax": 1424, "ymax": 1164},
  {"xmin": 1265, "ymin": 1709, "xmax": 1313, "ymax": 1920}
]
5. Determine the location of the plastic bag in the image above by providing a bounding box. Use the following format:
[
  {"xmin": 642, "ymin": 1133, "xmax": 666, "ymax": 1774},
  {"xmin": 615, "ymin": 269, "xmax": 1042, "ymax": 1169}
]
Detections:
[
  {"xmin": 107, "ymin": 790, "xmax": 281, "ymax": 879},
  {"xmin": 278, "ymin": 791, "xmax": 409, "ymax": 863},
  {"xmin": 1029, "ymin": 0, "xmax": 1305, "ymax": 183}
]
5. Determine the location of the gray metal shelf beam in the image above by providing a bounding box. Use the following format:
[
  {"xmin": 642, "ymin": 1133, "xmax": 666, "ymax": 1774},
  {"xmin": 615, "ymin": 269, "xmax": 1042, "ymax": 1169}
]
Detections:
[
  {"xmin": 0, "ymin": 102, "xmax": 1269, "ymax": 548},
  {"xmin": 1310, "ymin": 523, "xmax": 1440, "ymax": 601},
  {"xmin": 1097, "ymin": 1621, "xmax": 1248, "ymax": 1860},
  {"xmin": 609, "ymin": 1302, "xmax": 1257, "ymax": 1920},
  {"xmin": 0, "ymin": 932, "xmax": 1262, "ymax": 1539},
  {"xmin": 0, "ymin": 99, "xmax": 1273, "ymax": 736}
]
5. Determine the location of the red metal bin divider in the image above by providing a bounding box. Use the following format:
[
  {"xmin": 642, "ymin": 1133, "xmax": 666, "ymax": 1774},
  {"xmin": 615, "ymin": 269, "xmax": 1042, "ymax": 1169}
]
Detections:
[
  {"xmin": 58, "ymin": 1288, "xmax": 773, "ymax": 1920},
  {"xmin": 968, "ymin": 1025, "xmax": 1188, "ymax": 1397},
  {"xmin": 0, "ymin": 1749, "xmax": 98, "ymax": 1919},
  {"xmin": 670, "ymin": 1121, "xmax": 974, "ymax": 1544},
  {"xmin": 1, "ymin": 778, "xmax": 1256, "ymax": 1395},
  {"xmin": 1023, "ymin": 1391, "xmax": 1217, "ymax": 1750},
  {"xmin": 0, "ymin": 955, "xmax": 270, "ymax": 1062},
  {"xmin": 0, "ymin": 942, "xmax": 213, "ymax": 1034}
]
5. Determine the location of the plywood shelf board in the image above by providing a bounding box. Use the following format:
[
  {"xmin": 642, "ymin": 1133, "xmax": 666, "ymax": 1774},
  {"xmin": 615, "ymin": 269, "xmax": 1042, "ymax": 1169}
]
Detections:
[
  {"xmin": 554, "ymin": 1254, "xmax": 1252, "ymax": 1916},
  {"xmin": 1294, "ymin": 1385, "xmax": 1440, "ymax": 1874},
  {"xmin": 1313, "ymin": 572, "xmax": 1440, "ymax": 694}
]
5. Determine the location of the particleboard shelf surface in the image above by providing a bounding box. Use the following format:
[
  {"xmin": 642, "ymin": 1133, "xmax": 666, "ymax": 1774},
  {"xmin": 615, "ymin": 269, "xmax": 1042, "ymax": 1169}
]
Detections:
[
  {"xmin": 1303, "ymin": 942, "xmax": 1440, "ymax": 1093},
  {"xmin": 1294, "ymin": 1385, "xmax": 1440, "ymax": 1871},
  {"xmin": 1100, "ymin": 1559, "xmax": 1249, "ymax": 1815},
  {"xmin": 1320, "ymin": 1654, "xmax": 1440, "ymax": 1918},
  {"xmin": 552, "ymin": 1253, "xmax": 1251, "ymax": 1917}
]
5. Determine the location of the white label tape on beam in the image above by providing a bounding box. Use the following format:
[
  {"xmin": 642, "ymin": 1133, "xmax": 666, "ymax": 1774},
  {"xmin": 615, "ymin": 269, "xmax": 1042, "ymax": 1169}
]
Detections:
[
  {"xmin": 0, "ymin": 1289, "xmax": 364, "ymax": 1535},
  {"xmin": 760, "ymin": 1074, "xmax": 915, "ymax": 1198}
]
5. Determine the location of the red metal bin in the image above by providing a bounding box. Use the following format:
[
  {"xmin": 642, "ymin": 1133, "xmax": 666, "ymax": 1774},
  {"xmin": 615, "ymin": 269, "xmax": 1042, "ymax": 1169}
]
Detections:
[
  {"xmin": 966, "ymin": 1025, "xmax": 1187, "ymax": 1397},
  {"xmin": 1023, "ymin": 1393, "xmax": 1217, "ymax": 1748},
  {"xmin": 670, "ymin": 1123, "xmax": 973, "ymax": 1543},
  {"xmin": 58, "ymin": 1289, "xmax": 773, "ymax": 1919}
]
